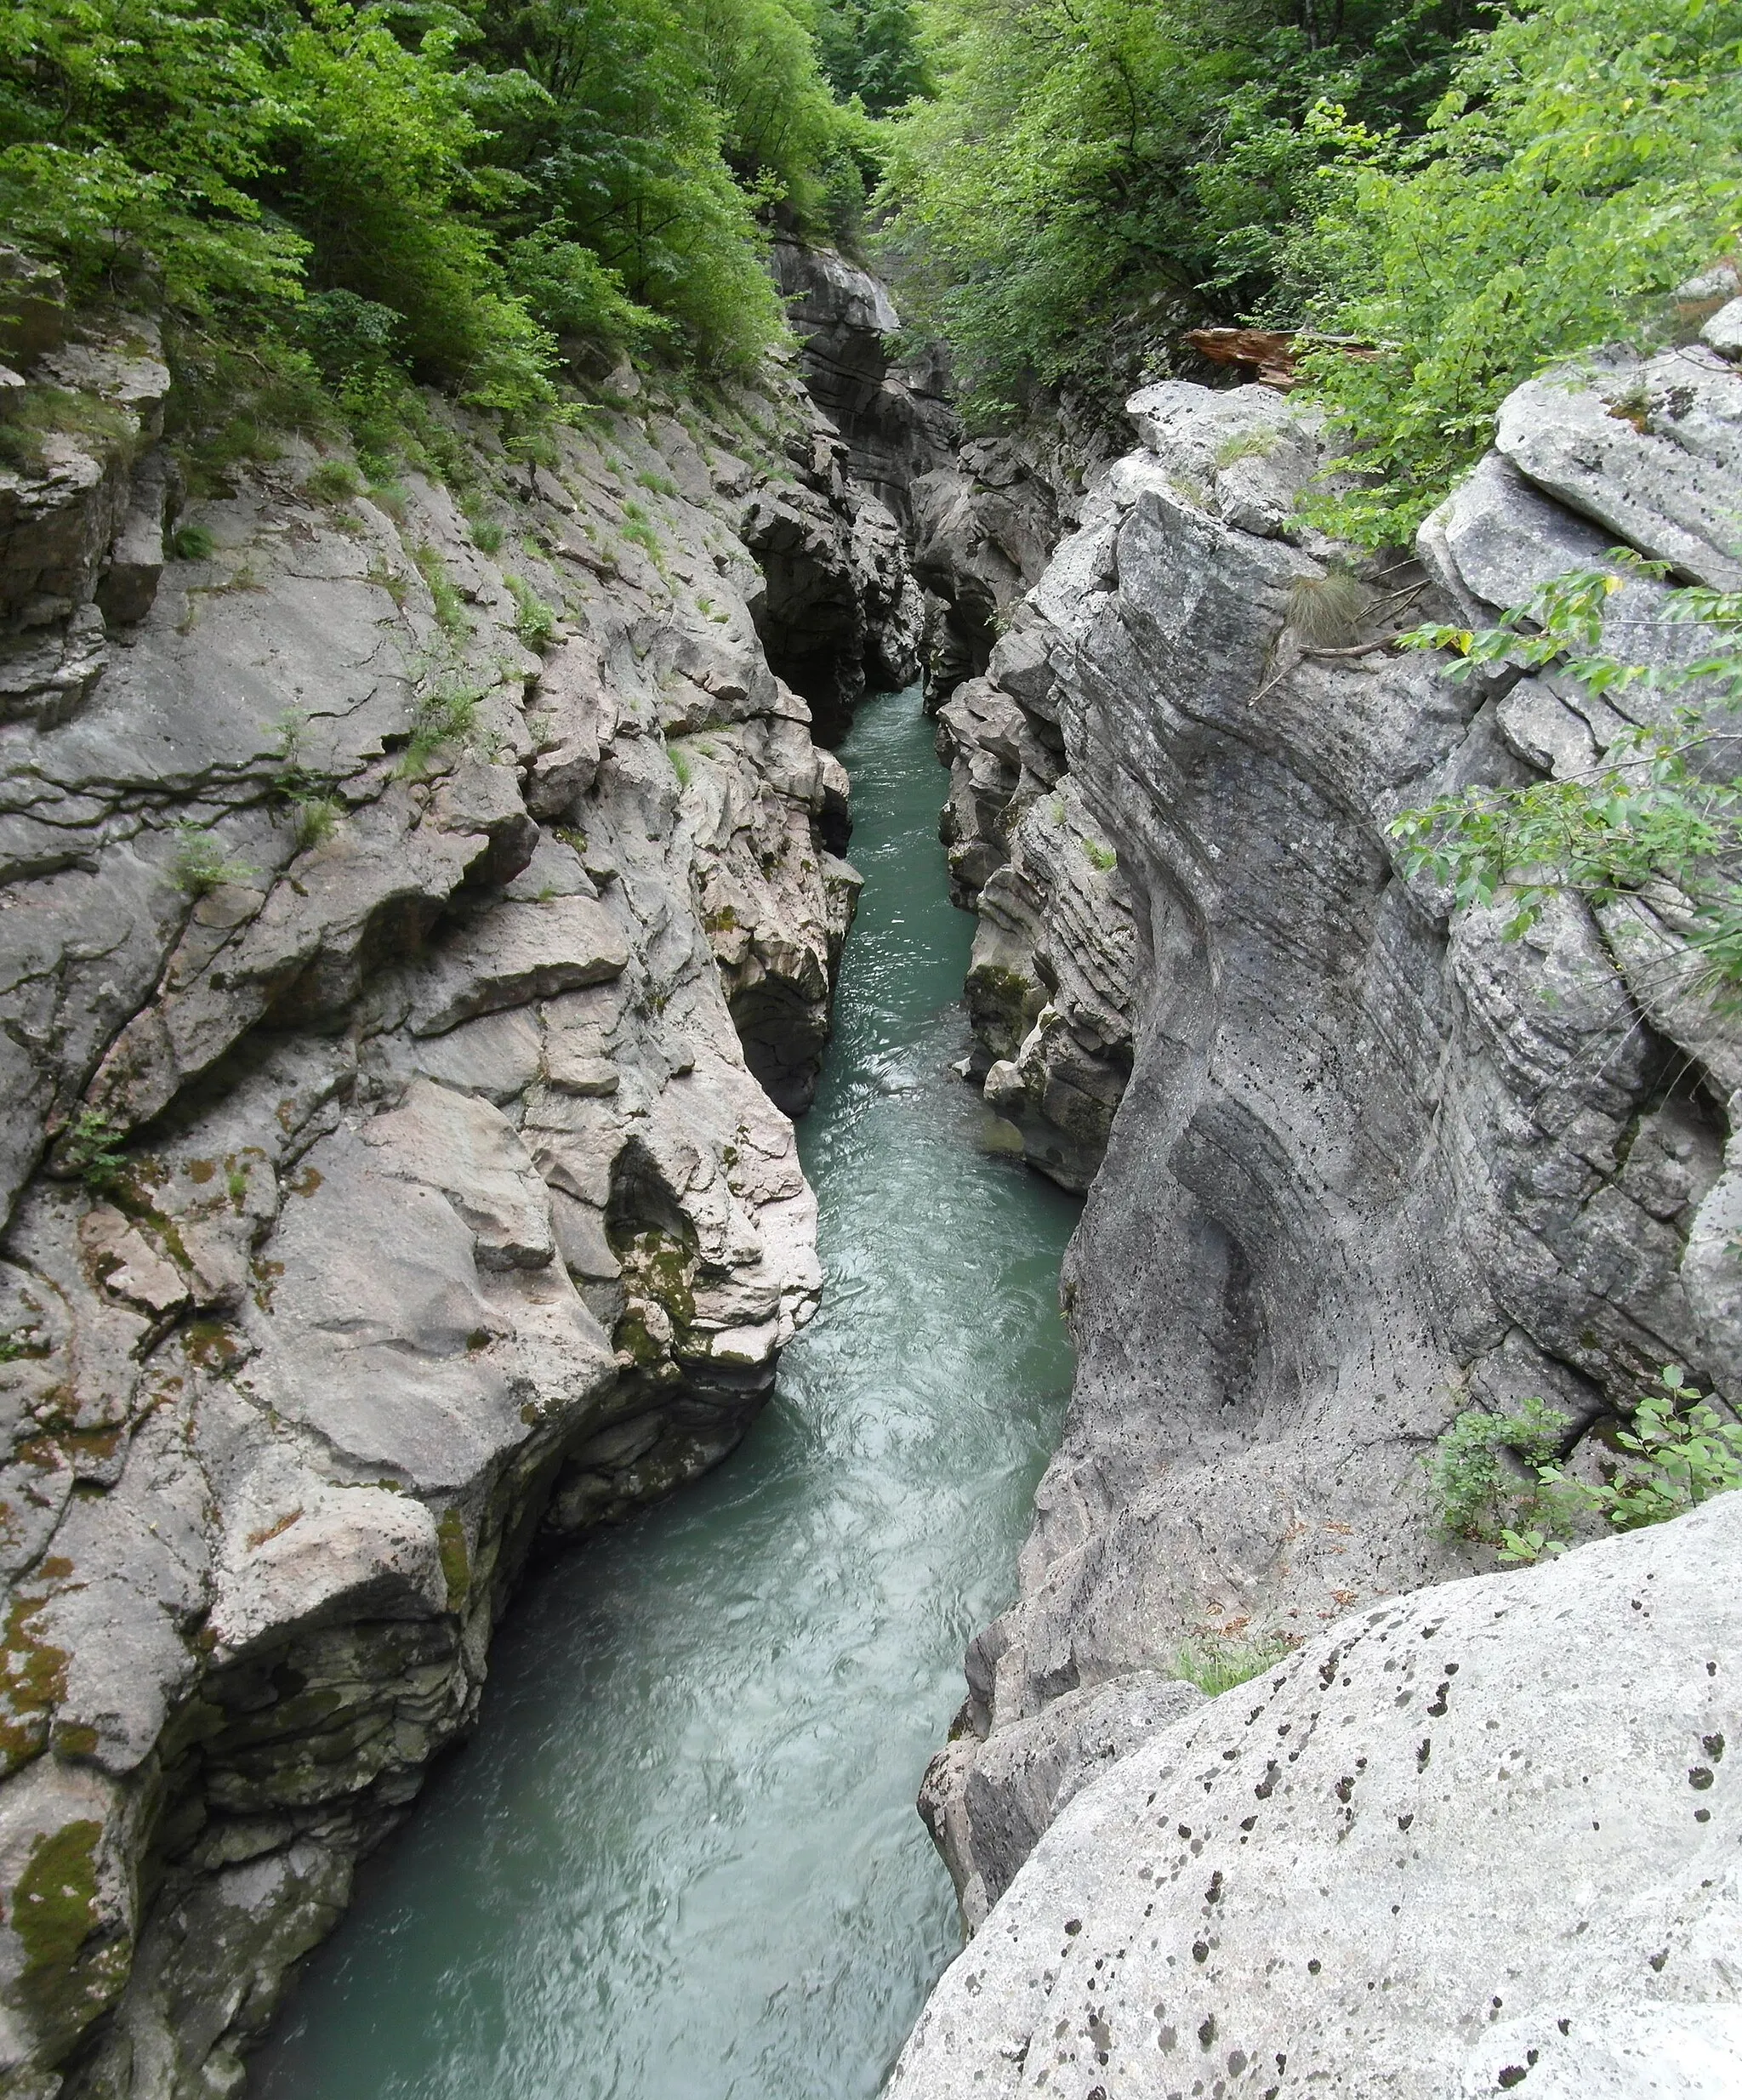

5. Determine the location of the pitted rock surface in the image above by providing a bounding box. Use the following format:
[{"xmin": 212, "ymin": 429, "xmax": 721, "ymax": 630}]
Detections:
[
  {"xmin": 920, "ymin": 350, "xmax": 1742, "ymax": 1927},
  {"xmin": 890, "ymin": 1498, "xmax": 1742, "ymax": 2100}
]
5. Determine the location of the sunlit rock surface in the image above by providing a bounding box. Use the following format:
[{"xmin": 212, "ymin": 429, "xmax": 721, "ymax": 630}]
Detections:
[{"xmin": 892, "ymin": 1498, "xmax": 1742, "ymax": 2100}]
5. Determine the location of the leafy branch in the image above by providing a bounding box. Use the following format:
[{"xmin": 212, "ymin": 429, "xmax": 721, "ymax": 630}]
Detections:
[{"xmin": 1388, "ymin": 555, "xmax": 1742, "ymax": 991}]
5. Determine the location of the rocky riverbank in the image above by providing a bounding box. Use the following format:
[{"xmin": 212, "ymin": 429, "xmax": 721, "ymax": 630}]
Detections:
[
  {"xmin": 0, "ymin": 240, "xmax": 937, "ymax": 2097},
  {"xmin": 906, "ymin": 294, "xmax": 1742, "ymax": 2075}
]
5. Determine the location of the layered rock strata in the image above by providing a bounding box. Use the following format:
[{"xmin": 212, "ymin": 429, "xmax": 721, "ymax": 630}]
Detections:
[
  {"xmin": 925, "ymin": 333, "xmax": 1742, "ymax": 1934},
  {"xmin": 0, "ymin": 254, "xmax": 914, "ymax": 2097},
  {"xmin": 894, "ymin": 1495, "xmax": 1742, "ymax": 2100},
  {"xmin": 772, "ymin": 238, "xmax": 955, "ymax": 529}
]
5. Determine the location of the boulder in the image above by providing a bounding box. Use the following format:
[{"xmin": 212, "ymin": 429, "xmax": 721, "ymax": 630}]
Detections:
[{"xmin": 890, "ymin": 1500, "xmax": 1742, "ymax": 2100}]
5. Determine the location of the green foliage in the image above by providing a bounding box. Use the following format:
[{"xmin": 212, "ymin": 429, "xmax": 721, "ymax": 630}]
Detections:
[
  {"xmin": 504, "ymin": 571, "xmax": 557, "ymax": 644},
  {"xmin": 1391, "ymin": 557, "xmax": 1742, "ymax": 993},
  {"xmin": 1431, "ymin": 1370, "xmax": 1742, "ymax": 1565},
  {"xmin": 0, "ymin": 384, "xmax": 139, "ymax": 475},
  {"xmin": 619, "ymin": 498, "xmax": 664, "ymax": 562},
  {"xmin": 813, "ymin": 0, "xmax": 932, "ymax": 117},
  {"xmin": 396, "ymin": 678, "xmax": 483, "ymax": 779},
  {"xmin": 413, "ymin": 543, "xmax": 471, "ymax": 636},
  {"xmin": 1, "ymin": 0, "xmax": 867, "ymax": 464},
  {"xmin": 303, "ymin": 458, "xmax": 364, "ymax": 505},
  {"xmin": 61, "ymin": 1112, "xmax": 127, "ymax": 1192},
  {"xmin": 168, "ymin": 819, "xmax": 257, "ymax": 896},
  {"xmin": 466, "ymin": 510, "xmax": 505, "ymax": 555},
  {"xmin": 1497, "ymin": 1369, "xmax": 1742, "ymax": 1562},
  {"xmin": 1176, "ymin": 1631, "xmax": 1293, "ymax": 1695},
  {"xmin": 480, "ymin": 0, "xmax": 851, "ymax": 366},
  {"xmin": 1425, "ymin": 1396, "xmax": 1569, "ymax": 1544},
  {"xmin": 1293, "ymin": 0, "xmax": 1742, "ymax": 545},
  {"xmin": 878, "ymin": 0, "xmax": 1480, "ymax": 418},
  {"xmin": 0, "ymin": 0, "xmax": 303, "ymax": 314},
  {"xmin": 288, "ymin": 792, "xmax": 343, "ymax": 849},
  {"xmin": 1081, "ymin": 837, "xmax": 1117, "ymax": 873},
  {"xmin": 1213, "ymin": 426, "xmax": 1278, "ymax": 469}
]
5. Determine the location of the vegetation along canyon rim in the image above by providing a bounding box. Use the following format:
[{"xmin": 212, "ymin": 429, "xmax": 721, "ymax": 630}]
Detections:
[{"xmin": 0, "ymin": 0, "xmax": 1739, "ymax": 2094}]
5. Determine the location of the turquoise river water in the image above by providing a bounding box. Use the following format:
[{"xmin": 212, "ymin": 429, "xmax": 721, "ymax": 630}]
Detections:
[{"xmin": 254, "ymin": 684, "xmax": 1081, "ymax": 2100}]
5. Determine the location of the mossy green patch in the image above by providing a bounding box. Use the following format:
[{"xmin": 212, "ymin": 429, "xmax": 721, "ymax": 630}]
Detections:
[
  {"xmin": 13, "ymin": 1818, "xmax": 101, "ymax": 1982},
  {"xmin": 436, "ymin": 1507, "xmax": 470, "ymax": 1613},
  {"xmin": 0, "ymin": 1591, "xmax": 70, "ymax": 1775}
]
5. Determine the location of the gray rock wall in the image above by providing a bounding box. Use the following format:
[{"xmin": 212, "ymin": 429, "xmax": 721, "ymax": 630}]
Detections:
[
  {"xmin": 923, "ymin": 341, "xmax": 1742, "ymax": 1948},
  {"xmin": 0, "ymin": 256, "xmax": 915, "ymax": 2097}
]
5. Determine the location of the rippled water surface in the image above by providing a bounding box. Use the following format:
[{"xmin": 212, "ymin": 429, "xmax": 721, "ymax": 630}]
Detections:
[{"xmin": 256, "ymin": 685, "xmax": 1080, "ymax": 2100}]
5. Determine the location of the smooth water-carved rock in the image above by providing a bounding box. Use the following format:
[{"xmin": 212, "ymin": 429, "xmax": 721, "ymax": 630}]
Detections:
[
  {"xmin": 919, "ymin": 352, "xmax": 1741, "ymax": 1926},
  {"xmin": 891, "ymin": 1498, "xmax": 1742, "ymax": 2100}
]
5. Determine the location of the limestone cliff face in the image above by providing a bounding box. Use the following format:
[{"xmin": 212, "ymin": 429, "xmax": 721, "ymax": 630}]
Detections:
[
  {"xmin": 0, "ymin": 253, "xmax": 913, "ymax": 2097},
  {"xmin": 921, "ymin": 329, "xmax": 1742, "ymax": 1948}
]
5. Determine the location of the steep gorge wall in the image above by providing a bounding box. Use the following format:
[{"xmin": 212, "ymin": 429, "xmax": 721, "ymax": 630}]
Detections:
[
  {"xmin": 0, "ymin": 245, "xmax": 925, "ymax": 2099},
  {"xmin": 917, "ymin": 309, "xmax": 1742, "ymax": 1972}
]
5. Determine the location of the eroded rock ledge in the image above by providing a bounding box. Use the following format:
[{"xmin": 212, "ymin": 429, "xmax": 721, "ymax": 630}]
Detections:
[
  {"xmin": 922, "ymin": 322, "xmax": 1742, "ymax": 1969},
  {"xmin": 0, "ymin": 245, "xmax": 925, "ymax": 2097}
]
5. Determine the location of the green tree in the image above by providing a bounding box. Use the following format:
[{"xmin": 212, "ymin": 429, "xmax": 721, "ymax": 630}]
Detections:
[
  {"xmin": 877, "ymin": 0, "xmax": 1479, "ymax": 423},
  {"xmin": 1292, "ymin": 0, "xmax": 1742, "ymax": 546},
  {"xmin": 813, "ymin": 0, "xmax": 932, "ymax": 117}
]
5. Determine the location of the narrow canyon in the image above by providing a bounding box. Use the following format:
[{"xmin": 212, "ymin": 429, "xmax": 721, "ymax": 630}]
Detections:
[{"xmin": 2, "ymin": 94, "xmax": 1739, "ymax": 2100}]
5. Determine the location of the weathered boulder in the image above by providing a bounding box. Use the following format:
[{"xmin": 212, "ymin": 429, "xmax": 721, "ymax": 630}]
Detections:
[{"xmin": 891, "ymin": 1497, "xmax": 1742, "ymax": 2100}]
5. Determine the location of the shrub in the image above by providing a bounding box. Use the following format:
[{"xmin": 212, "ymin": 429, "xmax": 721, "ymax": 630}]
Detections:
[
  {"xmin": 287, "ymin": 793, "xmax": 343, "ymax": 849},
  {"xmin": 303, "ymin": 458, "xmax": 365, "ymax": 505},
  {"xmin": 503, "ymin": 572, "xmax": 557, "ymax": 646},
  {"xmin": 413, "ymin": 543, "xmax": 471, "ymax": 637},
  {"xmin": 169, "ymin": 523, "xmax": 216, "ymax": 561},
  {"xmin": 1391, "ymin": 555, "xmax": 1742, "ymax": 995},
  {"xmin": 1424, "ymin": 1397, "xmax": 1569, "ymax": 1544},
  {"xmin": 396, "ymin": 680, "xmax": 483, "ymax": 779},
  {"xmin": 168, "ymin": 819, "xmax": 257, "ymax": 896},
  {"xmin": 1500, "ymin": 1369, "xmax": 1742, "ymax": 1563},
  {"xmin": 61, "ymin": 1111, "xmax": 128, "ymax": 1192}
]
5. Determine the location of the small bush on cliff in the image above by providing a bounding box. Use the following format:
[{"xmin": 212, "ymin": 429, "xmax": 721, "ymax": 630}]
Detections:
[
  {"xmin": 1433, "ymin": 1370, "xmax": 1742, "ymax": 1564},
  {"xmin": 1424, "ymin": 1396, "xmax": 1568, "ymax": 1544},
  {"xmin": 60, "ymin": 1112, "xmax": 128, "ymax": 1192},
  {"xmin": 168, "ymin": 820, "xmax": 257, "ymax": 896}
]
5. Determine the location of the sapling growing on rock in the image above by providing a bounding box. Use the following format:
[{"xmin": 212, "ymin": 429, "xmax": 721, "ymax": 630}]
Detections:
[
  {"xmin": 1500, "ymin": 1367, "xmax": 1742, "ymax": 1562},
  {"xmin": 168, "ymin": 821, "xmax": 258, "ymax": 896}
]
